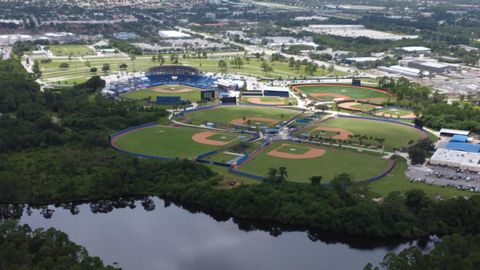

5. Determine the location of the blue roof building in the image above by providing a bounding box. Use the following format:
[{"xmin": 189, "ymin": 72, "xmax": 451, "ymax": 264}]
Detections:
[
  {"xmin": 446, "ymin": 142, "xmax": 480, "ymax": 153},
  {"xmin": 450, "ymin": 135, "xmax": 469, "ymax": 143}
]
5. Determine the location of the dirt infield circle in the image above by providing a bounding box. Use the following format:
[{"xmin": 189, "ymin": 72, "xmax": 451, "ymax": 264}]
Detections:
[
  {"xmin": 337, "ymin": 102, "xmax": 383, "ymax": 112},
  {"xmin": 374, "ymin": 110, "xmax": 417, "ymax": 119},
  {"xmin": 152, "ymin": 85, "xmax": 196, "ymax": 93},
  {"xmin": 246, "ymin": 97, "xmax": 285, "ymax": 105},
  {"xmin": 230, "ymin": 117, "xmax": 279, "ymax": 126},
  {"xmin": 313, "ymin": 127, "xmax": 352, "ymax": 140},
  {"xmin": 267, "ymin": 143, "xmax": 326, "ymax": 159},
  {"xmin": 310, "ymin": 93, "xmax": 350, "ymax": 100},
  {"xmin": 191, "ymin": 131, "xmax": 232, "ymax": 146}
]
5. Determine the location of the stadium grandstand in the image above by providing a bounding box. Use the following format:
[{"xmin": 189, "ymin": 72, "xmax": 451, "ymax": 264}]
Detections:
[{"xmin": 101, "ymin": 65, "xmax": 216, "ymax": 96}]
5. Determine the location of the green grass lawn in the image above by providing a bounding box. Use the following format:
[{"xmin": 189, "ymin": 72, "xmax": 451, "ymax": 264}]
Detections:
[
  {"xmin": 121, "ymin": 86, "xmax": 202, "ymax": 102},
  {"xmin": 243, "ymin": 96, "xmax": 297, "ymax": 105},
  {"xmin": 239, "ymin": 141, "xmax": 389, "ymax": 183},
  {"xmin": 276, "ymin": 144, "xmax": 311, "ymax": 154},
  {"xmin": 113, "ymin": 125, "xmax": 250, "ymax": 159},
  {"xmin": 183, "ymin": 105, "xmax": 298, "ymax": 126},
  {"xmin": 36, "ymin": 53, "xmax": 348, "ymax": 84},
  {"xmin": 48, "ymin": 45, "xmax": 94, "ymax": 56},
  {"xmin": 369, "ymin": 157, "xmax": 471, "ymax": 198},
  {"xmin": 296, "ymin": 85, "xmax": 390, "ymax": 101},
  {"xmin": 315, "ymin": 117, "xmax": 426, "ymax": 150}
]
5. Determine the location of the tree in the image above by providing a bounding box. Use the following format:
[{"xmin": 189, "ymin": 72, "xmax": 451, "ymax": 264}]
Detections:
[
  {"xmin": 261, "ymin": 61, "xmax": 273, "ymax": 73},
  {"xmin": 294, "ymin": 61, "xmax": 302, "ymax": 73},
  {"xmin": 119, "ymin": 63, "xmax": 128, "ymax": 71},
  {"xmin": 158, "ymin": 54, "xmax": 165, "ymax": 65},
  {"xmin": 101, "ymin": 63, "xmax": 110, "ymax": 75},
  {"xmin": 331, "ymin": 173, "xmax": 353, "ymax": 194},
  {"xmin": 90, "ymin": 67, "xmax": 97, "ymax": 74},
  {"xmin": 151, "ymin": 55, "xmax": 157, "ymax": 63},
  {"xmin": 327, "ymin": 64, "xmax": 335, "ymax": 73},
  {"xmin": 231, "ymin": 56, "xmax": 244, "ymax": 69},
  {"xmin": 59, "ymin": 62, "xmax": 69, "ymax": 69},
  {"xmin": 310, "ymin": 176, "xmax": 322, "ymax": 185},
  {"xmin": 288, "ymin": 57, "xmax": 295, "ymax": 69},
  {"xmin": 218, "ymin": 60, "xmax": 228, "ymax": 73}
]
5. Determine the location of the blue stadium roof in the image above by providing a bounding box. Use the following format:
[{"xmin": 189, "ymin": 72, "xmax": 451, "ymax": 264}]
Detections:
[
  {"xmin": 450, "ymin": 135, "xmax": 469, "ymax": 143},
  {"xmin": 446, "ymin": 142, "xmax": 480, "ymax": 153}
]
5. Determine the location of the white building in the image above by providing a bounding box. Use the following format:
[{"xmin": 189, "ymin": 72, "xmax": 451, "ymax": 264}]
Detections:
[
  {"xmin": 398, "ymin": 46, "xmax": 432, "ymax": 54},
  {"xmin": 377, "ymin": 65, "xmax": 428, "ymax": 78},
  {"xmin": 158, "ymin": 30, "xmax": 191, "ymax": 39},
  {"xmin": 430, "ymin": 148, "xmax": 480, "ymax": 172}
]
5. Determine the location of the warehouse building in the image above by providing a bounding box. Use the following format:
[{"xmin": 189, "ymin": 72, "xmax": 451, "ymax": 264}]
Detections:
[{"xmin": 407, "ymin": 61, "xmax": 457, "ymax": 74}]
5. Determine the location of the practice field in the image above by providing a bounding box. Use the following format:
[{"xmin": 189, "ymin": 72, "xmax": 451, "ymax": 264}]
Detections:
[
  {"xmin": 337, "ymin": 102, "xmax": 383, "ymax": 112},
  {"xmin": 243, "ymin": 96, "xmax": 296, "ymax": 106},
  {"xmin": 374, "ymin": 108, "xmax": 416, "ymax": 119},
  {"xmin": 182, "ymin": 105, "xmax": 298, "ymax": 126},
  {"xmin": 112, "ymin": 125, "xmax": 251, "ymax": 159},
  {"xmin": 293, "ymin": 84, "xmax": 391, "ymax": 101},
  {"xmin": 309, "ymin": 117, "xmax": 426, "ymax": 150},
  {"xmin": 48, "ymin": 45, "xmax": 95, "ymax": 56},
  {"xmin": 121, "ymin": 85, "xmax": 202, "ymax": 102},
  {"xmin": 238, "ymin": 141, "xmax": 390, "ymax": 183}
]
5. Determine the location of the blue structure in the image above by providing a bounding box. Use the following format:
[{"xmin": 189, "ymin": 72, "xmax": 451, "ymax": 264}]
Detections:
[
  {"xmin": 450, "ymin": 135, "xmax": 469, "ymax": 143},
  {"xmin": 264, "ymin": 90, "xmax": 289, "ymax": 97},
  {"xmin": 446, "ymin": 142, "xmax": 480, "ymax": 153},
  {"xmin": 156, "ymin": 96, "xmax": 181, "ymax": 105}
]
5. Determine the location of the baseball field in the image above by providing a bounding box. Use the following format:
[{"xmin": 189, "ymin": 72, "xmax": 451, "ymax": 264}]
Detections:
[
  {"xmin": 238, "ymin": 141, "xmax": 390, "ymax": 183},
  {"xmin": 182, "ymin": 105, "xmax": 299, "ymax": 126},
  {"xmin": 121, "ymin": 85, "xmax": 202, "ymax": 102},
  {"xmin": 242, "ymin": 96, "xmax": 296, "ymax": 106},
  {"xmin": 293, "ymin": 84, "xmax": 391, "ymax": 101},
  {"xmin": 374, "ymin": 108, "xmax": 416, "ymax": 119},
  {"xmin": 302, "ymin": 117, "xmax": 427, "ymax": 150},
  {"xmin": 112, "ymin": 125, "xmax": 252, "ymax": 159}
]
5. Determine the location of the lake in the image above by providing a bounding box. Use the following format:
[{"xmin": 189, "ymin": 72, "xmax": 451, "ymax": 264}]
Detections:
[{"xmin": 12, "ymin": 197, "xmax": 436, "ymax": 270}]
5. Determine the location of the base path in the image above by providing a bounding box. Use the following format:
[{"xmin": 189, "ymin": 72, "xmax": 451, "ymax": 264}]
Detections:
[
  {"xmin": 337, "ymin": 102, "xmax": 383, "ymax": 111},
  {"xmin": 374, "ymin": 111, "xmax": 416, "ymax": 119},
  {"xmin": 313, "ymin": 127, "xmax": 352, "ymax": 140},
  {"xmin": 247, "ymin": 97, "xmax": 284, "ymax": 105},
  {"xmin": 192, "ymin": 131, "xmax": 231, "ymax": 146},
  {"xmin": 152, "ymin": 85, "xmax": 195, "ymax": 93},
  {"xmin": 230, "ymin": 117, "xmax": 279, "ymax": 126},
  {"xmin": 267, "ymin": 143, "xmax": 326, "ymax": 159}
]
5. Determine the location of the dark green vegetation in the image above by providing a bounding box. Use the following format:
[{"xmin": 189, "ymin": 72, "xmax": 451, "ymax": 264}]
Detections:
[
  {"xmin": 366, "ymin": 234, "xmax": 480, "ymax": 270},
  {"xmin": 380, "ymin": 77, "xmax": 480, "ymax": 132},
  {"xmin": 0, "ymin": 221, "xmax": 118, "ymax": 269},
  {"xmin": 1, "ymin": 58, "xmax": 480, "ymax": 249}
]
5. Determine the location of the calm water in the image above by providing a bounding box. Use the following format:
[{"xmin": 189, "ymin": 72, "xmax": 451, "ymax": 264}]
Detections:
[{"xmin": 12, "ymin": 197, "xmax": 435, "ymax": 270}]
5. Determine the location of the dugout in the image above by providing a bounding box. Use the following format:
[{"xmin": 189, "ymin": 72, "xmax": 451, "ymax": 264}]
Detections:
[
  {"xmin": 352, "ymin": 79, "xmax": 361, "ymax": 86},
  {"xmin": 263, "ymin": 86, "xmax": 289, "ymax": 97},
  {"xmin": 221, "ymin": 96, "xmax": 237, "ymax": 104},
  {"xmin": 201, "ymin": 90, "xmax": 216, "ymax": 101}
]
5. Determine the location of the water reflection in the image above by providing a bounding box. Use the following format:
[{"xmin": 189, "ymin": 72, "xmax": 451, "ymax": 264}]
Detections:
[{"xmin": 0, "ymin": 197, "xmax": 437, "ymax": 270}]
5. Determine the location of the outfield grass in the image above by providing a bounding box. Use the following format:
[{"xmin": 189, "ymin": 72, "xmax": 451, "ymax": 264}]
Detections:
[
  {"xmin": 48, "ymin": 45, "xmax": 94, "ymax": 56},
  {"xmin": 243, "ymin": 96, "xmax": 297, "ymax": 105},
  {"xmin": 239, "ymin": 141, "xmax": 389, "ymax": 183},
  {"xmin": 121, "ymin": 86, "xmax": 202, "ymax": 102},
  {"xmin": 113, "ymin": 125, "xmax": 250, "ymax": 159},
  {"xmin": 314, "ymin": 117, "xmax": 426, "ymax": 150},
  {"xmin": 206, "ymin": 152, "xmax": 240, "ymax": 163},
  {"xmin": 183, "ymin": 105, "xmax": 298, "ymax": 126},
  {"xmin": 296, "ymin": 85, "xmax": 390, "ymax": 101},
  {"xmin": 350, "ymin": 103, "xmax": 380, "ymax": 111},
  {"xmin": 370, "ymin": 157, "xmax": 471, "ymax": 198}
]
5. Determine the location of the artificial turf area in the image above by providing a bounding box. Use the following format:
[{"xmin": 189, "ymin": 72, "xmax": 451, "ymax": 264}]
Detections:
[
  {"xmin": 48, "ymin": 45, "xmax": 95, "ymax": 56},
  {"xmin": 182, "ymin": 105, "xmax": 298, "ymax": 126},
  {"xmin": 238, "ymin": 141, "xmax": 389, "ymax": 183},
  {"xmin": 296, "ymin": 85, "xmax": 390, "ymax": 101},
  {"xmin": 313, "ymin": 117, "xmax": 426, "ymax": 150},
  {"xmin": 121, "ymin": 85, "xmax": 202, "ymax": 102},
  {"xmin": 113, "ymin": 125, "xmax": 250, "ymax": 159}
]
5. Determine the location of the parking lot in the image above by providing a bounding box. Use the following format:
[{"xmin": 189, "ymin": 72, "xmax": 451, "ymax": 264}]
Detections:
[{"xmin": 406, "ymin": 164, "xmax": 480, "ymax": 193}]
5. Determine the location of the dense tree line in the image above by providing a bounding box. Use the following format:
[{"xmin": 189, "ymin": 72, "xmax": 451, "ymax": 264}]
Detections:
[
  {"xmin": 0, "ymin": 221, "xmax": 118, "ymax": 269},
  {"xmin": 379, "ymin": 76, "xmax": 480, "ymax": 132},
  {"xmin": 366, "ymin": 234, "xmax": 480, "ymax": 270}
]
